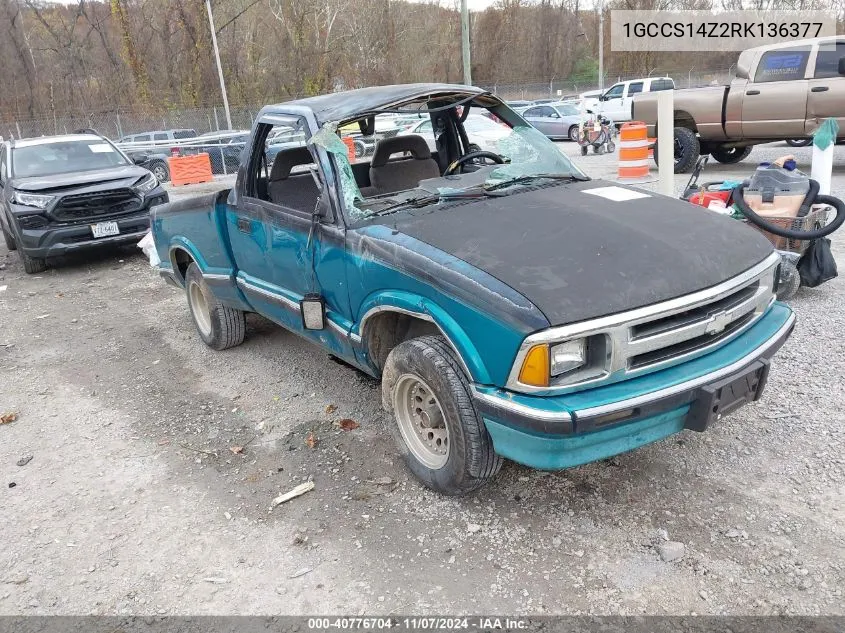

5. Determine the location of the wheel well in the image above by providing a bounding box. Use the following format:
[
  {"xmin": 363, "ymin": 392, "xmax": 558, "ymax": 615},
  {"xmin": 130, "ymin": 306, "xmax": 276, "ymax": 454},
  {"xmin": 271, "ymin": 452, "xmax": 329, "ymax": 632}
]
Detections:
[
  {"xmin": 363, "ymin": 311, "xmax": 441, "ymax": 372},
  {"xmin": 673, "ymin": 110, "xmax": 697, "ymax": 133},
  {"xmin": 171, "ymin": 248, "xmax": 194, "ymax": 284}
]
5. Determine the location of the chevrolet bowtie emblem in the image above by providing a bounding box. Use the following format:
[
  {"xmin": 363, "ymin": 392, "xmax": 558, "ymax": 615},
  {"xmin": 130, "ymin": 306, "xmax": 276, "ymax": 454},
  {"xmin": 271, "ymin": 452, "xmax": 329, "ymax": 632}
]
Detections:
[{"xmin": 705, "ymin": 310, "xmax": 733, "ymax": 335}]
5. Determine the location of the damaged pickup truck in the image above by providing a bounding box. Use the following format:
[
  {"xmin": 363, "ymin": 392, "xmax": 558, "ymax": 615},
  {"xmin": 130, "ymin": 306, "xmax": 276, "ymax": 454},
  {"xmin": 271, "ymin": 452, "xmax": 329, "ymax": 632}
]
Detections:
[{"xmin": 151, "ymin": 83, "xmax": 795, "ymax": 495}]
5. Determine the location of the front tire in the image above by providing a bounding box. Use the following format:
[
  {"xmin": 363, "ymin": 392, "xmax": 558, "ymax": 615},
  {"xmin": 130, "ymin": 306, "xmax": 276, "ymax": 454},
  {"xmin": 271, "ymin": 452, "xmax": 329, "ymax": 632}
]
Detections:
[
  {"xmin": 2, "ymin": 223, "xmax": 16, "ymax": 251},
  {"xmin": 710, "ymin": 145, "xmax": 753, "ymax": 165},
  {"xmin": 786, "ymin": 138, "xmax": 812, "ymax": 148},
  {"xmin": 21, "ymin": 252, "xmax": 47, "ymax": 274},
  {"xmin": 185, "ymin": 263, "xmax": 245, "ymax": 350},
  {"xmin": 654, "ymin": 126, "xmax": 699, "ymax": 174},
  {"xmin": 381, "ymin": 335, "xmax": 502, "ymax": 495}
]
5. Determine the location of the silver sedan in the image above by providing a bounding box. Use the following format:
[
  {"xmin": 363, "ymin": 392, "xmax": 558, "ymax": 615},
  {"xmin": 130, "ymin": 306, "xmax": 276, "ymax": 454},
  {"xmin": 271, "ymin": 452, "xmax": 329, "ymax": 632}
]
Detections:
[{"xmin": 518, "ymin": 103, "xmax": 584, "ymax": 141}]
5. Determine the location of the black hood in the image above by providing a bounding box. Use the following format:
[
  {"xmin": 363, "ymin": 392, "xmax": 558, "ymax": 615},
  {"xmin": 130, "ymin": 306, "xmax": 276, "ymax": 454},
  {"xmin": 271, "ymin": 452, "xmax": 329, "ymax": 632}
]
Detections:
[
  {"xmin": 10, "ymin": 165, "xmax": 149, "ymax": 192},
  {"xmin": 376, "ymin": 179, "xmax": 774, "ymax": 326}
]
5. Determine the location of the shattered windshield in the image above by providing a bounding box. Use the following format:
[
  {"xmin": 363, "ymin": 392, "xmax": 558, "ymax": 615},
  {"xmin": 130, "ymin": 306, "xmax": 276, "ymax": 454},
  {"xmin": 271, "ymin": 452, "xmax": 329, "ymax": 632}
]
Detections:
[{"xmin": 310, "ymin": 99, "xmax": 587, "ymax": 221}]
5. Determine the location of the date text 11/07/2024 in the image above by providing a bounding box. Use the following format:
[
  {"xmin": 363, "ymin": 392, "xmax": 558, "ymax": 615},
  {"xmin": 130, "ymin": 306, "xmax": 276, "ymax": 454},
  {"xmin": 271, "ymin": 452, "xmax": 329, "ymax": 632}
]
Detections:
[{"xmin": 306, "ymin": 617, "xmax": 530, "ymax": 630}]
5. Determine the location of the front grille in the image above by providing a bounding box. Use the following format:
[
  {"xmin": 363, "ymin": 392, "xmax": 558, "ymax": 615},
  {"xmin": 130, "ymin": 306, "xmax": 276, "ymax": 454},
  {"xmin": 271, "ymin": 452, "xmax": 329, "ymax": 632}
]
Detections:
[
  {"xmin": 623, "ymin": 276, "xmax": 774, "ymax": 374},
  {"xmin": 507, "ymin": 255, "xmax": 781, "ymax": 394},
  {"xmin": 54, "ymin": 189, "xmax": 142, "ymax": 222}
]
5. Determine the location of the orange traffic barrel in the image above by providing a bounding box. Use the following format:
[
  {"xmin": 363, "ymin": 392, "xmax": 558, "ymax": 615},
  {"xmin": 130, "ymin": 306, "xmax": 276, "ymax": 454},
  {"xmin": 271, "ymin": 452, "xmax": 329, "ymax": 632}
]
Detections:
[
  {"xmin": 341, "ymin": 136, "xmax": 356, "ymax": 162},
  {"xmin": 168, "ymin": 153, "xmax": 213, "ymax": 186},
  {"xmin": 617, "ymin": 122, "xmax": 651, "ymax": 182}
]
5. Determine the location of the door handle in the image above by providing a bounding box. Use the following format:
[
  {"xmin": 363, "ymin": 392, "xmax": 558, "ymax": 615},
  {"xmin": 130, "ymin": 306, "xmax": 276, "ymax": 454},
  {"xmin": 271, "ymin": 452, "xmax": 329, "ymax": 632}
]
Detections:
[
  {"xmin": 811, "ymin": 86, "xmax": 829, "ymax": 92},
  {"xmin": 746, "ymin": 90, "xmax": 760, "ymax": 95},
  {"xmin": 236, "ymin": 217, "xmax": 251, "ymax": 233}
]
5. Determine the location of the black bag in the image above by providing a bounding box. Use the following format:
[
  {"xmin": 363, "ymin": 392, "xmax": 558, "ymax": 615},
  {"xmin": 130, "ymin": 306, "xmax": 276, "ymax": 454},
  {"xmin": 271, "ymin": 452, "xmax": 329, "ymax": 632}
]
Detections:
[{"xmin": 797, "ymin": 238, "xmax": 838, "ymax": 288}]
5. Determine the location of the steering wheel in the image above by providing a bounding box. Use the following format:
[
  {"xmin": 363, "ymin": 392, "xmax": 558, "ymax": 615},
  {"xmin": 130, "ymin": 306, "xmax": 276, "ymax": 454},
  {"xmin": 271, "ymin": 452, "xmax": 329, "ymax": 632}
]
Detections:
[{"xmin": 445, "ymin": 150, "xmax": 505, "ymax": 176}]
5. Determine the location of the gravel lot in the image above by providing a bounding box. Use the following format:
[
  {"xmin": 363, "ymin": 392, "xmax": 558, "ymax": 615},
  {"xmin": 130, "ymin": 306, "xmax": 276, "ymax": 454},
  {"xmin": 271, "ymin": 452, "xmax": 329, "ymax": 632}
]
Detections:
[{"xmin": 1, "ymin": 142, "xmax": 844, "ymax": 616}]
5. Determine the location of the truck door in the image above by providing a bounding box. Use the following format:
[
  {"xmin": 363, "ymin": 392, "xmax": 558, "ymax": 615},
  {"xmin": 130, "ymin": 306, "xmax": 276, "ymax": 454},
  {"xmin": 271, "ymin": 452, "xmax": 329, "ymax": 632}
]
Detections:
[
  {"xmin": 229, "ymin": 115, "xmax": 354, "ymax": 358},
  {"xmin": 598, "ymin": 83, "xmax": 626, "ymax": 122},
  {"xmin": 806, "ymin": 40, "xmax": 845, "ymax": 133},
  {"xmin": 741, "ymin": 46, "xmax": 811, "ymax": 137}
]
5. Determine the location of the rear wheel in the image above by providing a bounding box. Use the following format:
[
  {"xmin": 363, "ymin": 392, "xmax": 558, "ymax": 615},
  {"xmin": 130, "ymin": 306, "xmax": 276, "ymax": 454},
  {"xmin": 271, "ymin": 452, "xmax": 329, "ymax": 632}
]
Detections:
[
  {"xmin": 2, "ymin": 223, "xmax": 16, "ymax": 251},
  {"xmin": 710, "ymin": 145, "xmax": 753, "ymax": 165},
  {"xmin": 653, "ymin": 126, "xmax": 699, "ymax": 174},
  {"xmin": 568, "ymin": 125, "xmax": 579, "ymax": 142},
  {"xmin": 381, "ymin": 335, "xmax": 503, "ymax": 495},
  {"xmin": 785, "ymin": 138, "xmax": 812, "ymax": 148},
  {"xmin": 21, "ymin": 252, "xmax": 46, "ymax": 274},
  {"xmin": 150, "ymin": 161, "xmax": 169, "ymax": 183},
  {"xmin": 185, "ymin": 263, "xmax": 245, "ymax": 350}
]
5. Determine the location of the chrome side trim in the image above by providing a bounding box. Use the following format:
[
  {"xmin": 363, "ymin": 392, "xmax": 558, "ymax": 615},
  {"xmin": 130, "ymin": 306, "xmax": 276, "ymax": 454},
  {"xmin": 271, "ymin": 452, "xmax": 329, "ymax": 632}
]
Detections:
[
  {"xmin": 356, "ymin": 305, "xmax": 473, "ymax": 378},
  {"xmin": 237, "ymin": 278, "xmax": 352, "ymax": 339},
  {"xmin": 236, "ymin": 277, "xmax": 300, "ymax": 312},
  {"xmin": 506, "ymin": 253, "xmax": 780, "ymax": 394},
  {"xmin": 575, "ymin": 312, "xmax": 795, "ymax": 419},
  {"xmin": 473, "ymin": 389, "xmax": 572, "ymax": 423},
  {"xmin": 202, "ymin": 273, "xmax": 232, "ymax": 282},
  {"xmin": 474, "ymin": 312, "xmax": 794, "ymax": 424}
]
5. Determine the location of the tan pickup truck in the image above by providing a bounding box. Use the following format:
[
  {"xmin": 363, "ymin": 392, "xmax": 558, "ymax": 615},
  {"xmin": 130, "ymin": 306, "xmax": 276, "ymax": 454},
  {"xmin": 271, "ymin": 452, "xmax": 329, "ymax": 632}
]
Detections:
[{"xmin": 633, "ymin": 36, "xmax": 845, "ymax": 172}]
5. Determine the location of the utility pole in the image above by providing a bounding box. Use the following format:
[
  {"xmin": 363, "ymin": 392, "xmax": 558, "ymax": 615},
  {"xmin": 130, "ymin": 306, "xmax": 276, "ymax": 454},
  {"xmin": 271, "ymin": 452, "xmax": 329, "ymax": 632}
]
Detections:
[
  {"xmin": 461, "ymin": 0, "xmax": 472, "ymax": 85},
  {"xmin": 598, "ymin": 2, "xmax": 604, "ymax": 91},
  {"xmin": 206, "ymin": 0, "xmax": 232, "ymax": 130}
]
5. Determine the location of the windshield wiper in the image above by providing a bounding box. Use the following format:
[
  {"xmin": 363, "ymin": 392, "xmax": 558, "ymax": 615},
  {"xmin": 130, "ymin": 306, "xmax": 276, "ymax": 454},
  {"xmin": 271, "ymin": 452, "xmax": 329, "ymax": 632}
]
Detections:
[
  {"xmin": 483, "ymin": 173, "xmax": 590, "ymax": 193},
  {"xmin": 365, "ymin": 190, "xmax": 486, "ymax": 217}
]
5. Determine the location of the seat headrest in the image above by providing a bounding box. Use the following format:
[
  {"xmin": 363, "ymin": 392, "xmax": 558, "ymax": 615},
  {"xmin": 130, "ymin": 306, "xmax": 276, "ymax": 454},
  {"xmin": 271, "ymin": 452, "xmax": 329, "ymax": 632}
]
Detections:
[
  {"xmin": 270, "ymin": 146, "xmax": 313, "ymax": 180},
  {"xmin": 371, "ymin": 135, "xmax": 432, "ymax": 167}
]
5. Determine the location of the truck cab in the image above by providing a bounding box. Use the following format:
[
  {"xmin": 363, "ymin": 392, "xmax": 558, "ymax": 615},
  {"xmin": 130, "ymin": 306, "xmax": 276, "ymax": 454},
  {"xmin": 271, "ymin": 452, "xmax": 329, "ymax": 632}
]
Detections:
[{"xmin": 597, "ymin": 77, "xmax": 674, "ymax": 123}]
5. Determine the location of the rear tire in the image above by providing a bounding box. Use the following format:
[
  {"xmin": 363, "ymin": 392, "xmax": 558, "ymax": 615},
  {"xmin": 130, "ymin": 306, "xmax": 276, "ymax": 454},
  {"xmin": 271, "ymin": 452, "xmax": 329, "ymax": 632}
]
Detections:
[
  {"xmin": 381, "ymin": 335, "xmax": 502, "ymax": 495},
  {"xmin": 3, "ymin": 223, "xmax": 16, "ymax": 251},
  {"xmin": 150, "ymin": 161, "xmax": 170, "ymax": 183},
  {"xmin": 185, "ymin": 263, "xmax": 245, "ymax": 350},
  {"xmin": 568, "ymin": 125, "xmax": 579, "ymax": 142},
  {"xmin": 710, "ymin": 145, "xmax": 753, "ymax": 165},
  {"xmin": 21, "ymin": 252, "xmax": 47, "ymax": 274},
  {"xmin": 785, "ymin": 138, "xmax": 812, "ymax": 148},
  {"xmin": 654, "ymin": 126, "xmax": 699, "ymax": 174}
]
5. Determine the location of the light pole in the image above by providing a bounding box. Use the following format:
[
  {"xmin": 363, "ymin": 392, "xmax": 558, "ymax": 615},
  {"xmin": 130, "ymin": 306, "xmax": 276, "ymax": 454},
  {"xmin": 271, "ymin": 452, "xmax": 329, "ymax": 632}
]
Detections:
[
  {"xmin": 206, "ymin": 0, "xmax": 232, "ymax": 130},
  {"xmin": 598, "ymin": 2, "xmax": 604, "ymax": 90},
  {"xmin": 461, "ymin": 0, "xmax": 472, "ymax": 85}
]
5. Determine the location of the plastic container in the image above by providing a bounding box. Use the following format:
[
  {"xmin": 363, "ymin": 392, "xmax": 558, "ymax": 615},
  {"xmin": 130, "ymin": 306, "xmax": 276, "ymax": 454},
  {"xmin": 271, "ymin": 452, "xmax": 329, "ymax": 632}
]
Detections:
[{"xmin": 742, "ymin": 165, "xmax": 810, "ymax": 219}]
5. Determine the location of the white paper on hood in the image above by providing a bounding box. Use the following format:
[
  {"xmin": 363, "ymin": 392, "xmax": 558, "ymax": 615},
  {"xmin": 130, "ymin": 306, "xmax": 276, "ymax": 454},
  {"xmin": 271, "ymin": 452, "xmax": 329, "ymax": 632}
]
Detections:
[{"xmin": 582, "ymin": 186, "xmax": 651, "ymax": 202}]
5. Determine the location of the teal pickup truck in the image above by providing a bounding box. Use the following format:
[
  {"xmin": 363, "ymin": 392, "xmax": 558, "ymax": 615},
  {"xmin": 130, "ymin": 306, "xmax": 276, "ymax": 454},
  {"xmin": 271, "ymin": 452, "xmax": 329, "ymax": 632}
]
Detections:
[{"xmin": 152, "ymin": 84, "xmax": 795, "ymax": 495}]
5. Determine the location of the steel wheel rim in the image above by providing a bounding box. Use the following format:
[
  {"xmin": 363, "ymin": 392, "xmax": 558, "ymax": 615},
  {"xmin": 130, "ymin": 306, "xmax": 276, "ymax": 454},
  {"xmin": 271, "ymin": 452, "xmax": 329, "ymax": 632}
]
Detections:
[
  {"xmin": 189, "ymin": 281, "xmax": 212, "ymax": 337},
  {"xmin": 393, "ymin": 374, "xmax": 449, "ymax": 470}
]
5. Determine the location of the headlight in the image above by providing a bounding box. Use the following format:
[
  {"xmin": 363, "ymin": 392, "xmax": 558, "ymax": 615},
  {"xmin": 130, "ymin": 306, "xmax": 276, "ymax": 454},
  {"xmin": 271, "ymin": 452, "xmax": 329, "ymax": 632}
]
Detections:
[
  {"xmin": 133, "ymin": 173, "xmax": 159, "ymax": 193},
  {"xmin": 514, "ymin": 335, "xmax": 606, "ymax": 389},
  {"xmin": 12, "ymin": 191, "xmax": 54, "ymax": 209},
  {"xmin": 550, "ymin": 339, "xmax": 587, "ymax": 376}
]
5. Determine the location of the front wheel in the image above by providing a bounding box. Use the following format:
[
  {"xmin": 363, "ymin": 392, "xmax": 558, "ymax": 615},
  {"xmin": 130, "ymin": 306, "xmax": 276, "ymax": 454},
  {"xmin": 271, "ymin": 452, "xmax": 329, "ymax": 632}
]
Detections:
[
  {"xmin": 786, "ymin": 138, "xmax": 812, "ymax": 148},
  {"xmin": 2, "ymin": 223, "xmax": 16, "ymax": 251},
  {"xmin": 653, "ymin": 127, "xmax": 699, "ymax": 174},
  {"xmin": 381, "ymin": 335, "xmax": 502, "ymax": 495},
  {"xmin": 710, "ymin": 145, "xmax": 753, "ymax": 165},
  {"xmin": 185, "ymin": 263, "xmax": 245, "ymax": 350},
  {"xmin": 21, "ymin": 251, "xmax": 46, "ymax": 274}
]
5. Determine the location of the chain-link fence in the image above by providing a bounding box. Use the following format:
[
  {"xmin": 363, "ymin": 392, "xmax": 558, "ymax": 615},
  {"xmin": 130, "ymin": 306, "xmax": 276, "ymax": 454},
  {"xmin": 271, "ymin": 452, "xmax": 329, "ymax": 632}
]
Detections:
[
  {"xmin": 1, "ymin": 69, "xmax": 735, "ymax": 142},
  {"xmin": 479, "ymin": 67, "xmax": 735, "ymax": 101}
]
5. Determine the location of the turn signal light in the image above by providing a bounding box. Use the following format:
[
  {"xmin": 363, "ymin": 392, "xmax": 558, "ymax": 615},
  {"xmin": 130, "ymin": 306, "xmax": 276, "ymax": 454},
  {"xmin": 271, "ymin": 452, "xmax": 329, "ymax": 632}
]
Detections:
[{"xmin": 518, "ymin": 344, "xmax": 550, "ymax": 387}]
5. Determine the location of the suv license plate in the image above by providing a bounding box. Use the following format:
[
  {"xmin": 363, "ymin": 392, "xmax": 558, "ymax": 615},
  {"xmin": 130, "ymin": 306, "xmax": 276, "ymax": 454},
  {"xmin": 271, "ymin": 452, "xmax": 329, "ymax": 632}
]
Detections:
[{"xmin": 91, "ymin": 221, "xmax": 119, "ymax": 238}]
